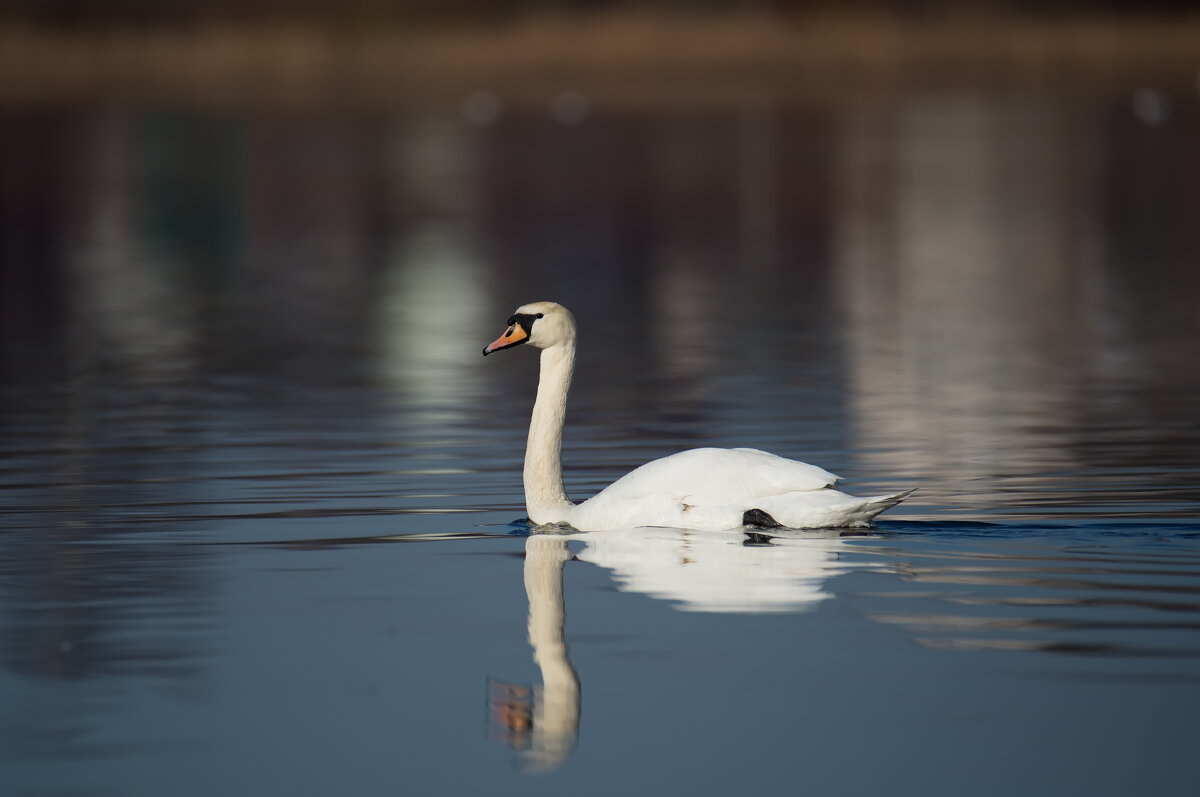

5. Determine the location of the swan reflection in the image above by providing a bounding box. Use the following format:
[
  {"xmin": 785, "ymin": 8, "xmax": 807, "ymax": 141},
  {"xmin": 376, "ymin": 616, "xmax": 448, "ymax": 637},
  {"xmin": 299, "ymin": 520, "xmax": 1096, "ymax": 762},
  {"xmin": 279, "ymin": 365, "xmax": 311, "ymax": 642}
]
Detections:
[
  {"xmin": 490, "ymin": 527, "xmax": 868, "ymax": 771},
  {"xmin": 577, "ymin": 527, "xmax": 868, "ymax": 614}
]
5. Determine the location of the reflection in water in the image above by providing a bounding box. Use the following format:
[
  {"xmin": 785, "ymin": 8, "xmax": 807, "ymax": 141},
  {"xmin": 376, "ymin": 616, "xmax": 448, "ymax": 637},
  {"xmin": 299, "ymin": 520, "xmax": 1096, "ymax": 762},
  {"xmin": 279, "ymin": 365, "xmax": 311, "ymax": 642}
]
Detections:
[
  {"xmin": 577, "ymin": 527, "xmax": 866, "ymax": 613},
  {"xmin": 490, "ymin": 527, "xmax": 860, "ymax": 772},
  {"xmin": 833, "ymin": 94, "xmax": 1200, "ymax": 518},
  {"xmin": 490, "ymin": 535, "xmax": 580, "ymax": 773},
  {"xmin": 491, "ymin": 523, "xmax": 1200, "ymax": 777},
  {"xmin": 4, "ymin": 93, "xmax": 1197, "ymax": 523},
  {"xmin": 375, "ymin": 117, "xmax": 490, "ymax": 423},
  {"xmin": 585, "ymin": 521, "xmax": 1200, "ymax": 667},
  {"xmin": 0, "ymin": 537, "xmax": 209, "ymax": 770},
  {"xmin": 71, "ymin": 113, "xmax": 199, "ymax": 383},
  {"xmin": 834, "ymin": 96, "xmax": 1090, "ymax": 511},
  {"xmin": 2, "ymin": 83, "xmax": 1199, "ymax": 795},
  {"xmin": 855, "ymin": 532, "xmax": 1200, "ymax": 667}
]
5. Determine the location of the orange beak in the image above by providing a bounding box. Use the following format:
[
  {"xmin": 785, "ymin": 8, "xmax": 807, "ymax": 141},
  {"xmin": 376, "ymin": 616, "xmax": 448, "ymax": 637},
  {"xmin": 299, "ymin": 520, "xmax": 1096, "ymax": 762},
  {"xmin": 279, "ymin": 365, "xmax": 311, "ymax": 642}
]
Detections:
[{"xmin": 482, "ymin": 323, "xmax": 529, "ymax": 356}]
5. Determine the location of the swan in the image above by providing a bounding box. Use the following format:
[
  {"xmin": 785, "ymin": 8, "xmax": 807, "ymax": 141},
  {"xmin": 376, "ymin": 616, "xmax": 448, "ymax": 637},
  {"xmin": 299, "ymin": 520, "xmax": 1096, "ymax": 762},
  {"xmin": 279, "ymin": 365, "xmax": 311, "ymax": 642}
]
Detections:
[{"xmin": 482, "ymin": 301, "xmax": 913, "ymax": 531}]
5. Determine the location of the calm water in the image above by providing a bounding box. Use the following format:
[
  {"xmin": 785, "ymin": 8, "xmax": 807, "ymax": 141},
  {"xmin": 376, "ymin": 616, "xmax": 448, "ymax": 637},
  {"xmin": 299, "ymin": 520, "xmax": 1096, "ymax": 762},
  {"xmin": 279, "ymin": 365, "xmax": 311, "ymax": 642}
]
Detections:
[{"xmin": 2, "ymin": 88, "xmax": 1200, "ymax": 796}]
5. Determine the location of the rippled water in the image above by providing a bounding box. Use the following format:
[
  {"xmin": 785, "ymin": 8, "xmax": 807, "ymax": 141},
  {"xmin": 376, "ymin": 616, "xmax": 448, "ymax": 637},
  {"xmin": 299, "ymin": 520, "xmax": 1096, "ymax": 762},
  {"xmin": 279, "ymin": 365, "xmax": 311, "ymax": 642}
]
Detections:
[{"xmin": 2, "ymin": 88, "xmax": 1199, "ymax": 796}]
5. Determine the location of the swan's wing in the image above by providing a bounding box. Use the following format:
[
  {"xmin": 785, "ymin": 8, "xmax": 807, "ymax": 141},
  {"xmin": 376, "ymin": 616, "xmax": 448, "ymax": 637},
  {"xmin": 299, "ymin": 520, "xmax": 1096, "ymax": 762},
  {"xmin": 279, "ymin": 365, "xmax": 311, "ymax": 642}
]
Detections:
[{"xmin": 590, "ymin": 447, "xmax": 839, "ymax": 507}]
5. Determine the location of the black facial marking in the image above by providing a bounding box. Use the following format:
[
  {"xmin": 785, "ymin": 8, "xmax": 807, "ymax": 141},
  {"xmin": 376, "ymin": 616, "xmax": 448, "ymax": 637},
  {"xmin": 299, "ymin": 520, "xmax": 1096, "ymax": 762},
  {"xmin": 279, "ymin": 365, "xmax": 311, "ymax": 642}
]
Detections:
[{"xmin": 507, "ymin": 312, "xmax": 541, "ymax": 330}]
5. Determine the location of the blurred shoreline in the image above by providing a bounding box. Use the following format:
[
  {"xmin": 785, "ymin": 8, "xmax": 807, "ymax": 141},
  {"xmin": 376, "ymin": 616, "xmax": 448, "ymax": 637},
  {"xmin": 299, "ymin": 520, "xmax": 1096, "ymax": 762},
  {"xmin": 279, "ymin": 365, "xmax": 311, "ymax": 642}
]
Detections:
[{"xmin": 2, "ymin": 11, "xmax": 1199, "ymax": 109}]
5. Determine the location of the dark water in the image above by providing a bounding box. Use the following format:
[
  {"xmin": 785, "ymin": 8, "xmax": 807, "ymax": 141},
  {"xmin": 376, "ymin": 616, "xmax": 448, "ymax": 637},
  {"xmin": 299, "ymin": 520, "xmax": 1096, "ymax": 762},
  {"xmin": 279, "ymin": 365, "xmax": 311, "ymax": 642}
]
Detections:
[{"xmin": 2, "ymin": 89, "xmax": 1199, "ymax": 796}]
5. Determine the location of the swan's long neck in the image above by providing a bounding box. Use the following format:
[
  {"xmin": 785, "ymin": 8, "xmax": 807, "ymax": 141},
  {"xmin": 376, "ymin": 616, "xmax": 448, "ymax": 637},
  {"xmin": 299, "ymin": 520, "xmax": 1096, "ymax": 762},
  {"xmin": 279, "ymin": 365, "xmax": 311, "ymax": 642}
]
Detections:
[{"xmin": 524, "ymin": 342, "xmax": 575, "ymax": 522}]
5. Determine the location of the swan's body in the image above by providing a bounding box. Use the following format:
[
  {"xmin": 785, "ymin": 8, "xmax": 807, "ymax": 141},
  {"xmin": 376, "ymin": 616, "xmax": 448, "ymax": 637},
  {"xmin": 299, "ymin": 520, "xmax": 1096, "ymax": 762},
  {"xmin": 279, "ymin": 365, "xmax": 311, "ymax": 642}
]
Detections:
[{"xmin": 483, "ymin": 301, "xmax": 912, "ymax": 531}]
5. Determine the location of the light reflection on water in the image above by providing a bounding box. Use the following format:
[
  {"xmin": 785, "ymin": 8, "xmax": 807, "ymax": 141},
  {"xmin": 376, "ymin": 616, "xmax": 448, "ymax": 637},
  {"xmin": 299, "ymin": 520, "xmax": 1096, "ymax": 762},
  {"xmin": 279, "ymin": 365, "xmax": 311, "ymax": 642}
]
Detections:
[{"xmin": 1, "ymin": 88, "xmax": 1199, "ymax": 794}]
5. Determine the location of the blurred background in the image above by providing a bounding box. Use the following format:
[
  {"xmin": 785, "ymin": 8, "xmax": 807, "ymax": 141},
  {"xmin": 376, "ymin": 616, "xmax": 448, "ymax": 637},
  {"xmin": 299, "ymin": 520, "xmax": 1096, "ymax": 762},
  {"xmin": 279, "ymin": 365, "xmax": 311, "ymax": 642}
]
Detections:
[
  {"xmin": 2, "ymin": 3, "xmax": 1200, "ymax": 793},
  {"xmin": 3, "ymin": 0, "xmax": 1198, "ymax": 515}
]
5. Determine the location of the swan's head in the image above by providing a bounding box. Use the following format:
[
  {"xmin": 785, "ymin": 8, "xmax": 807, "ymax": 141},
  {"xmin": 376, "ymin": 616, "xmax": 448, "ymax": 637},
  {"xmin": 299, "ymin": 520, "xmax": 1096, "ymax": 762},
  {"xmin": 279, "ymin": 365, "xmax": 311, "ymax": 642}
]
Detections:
[{"xmin": 482, "ymin": 301, "xmax": 575, "ymax": 355}]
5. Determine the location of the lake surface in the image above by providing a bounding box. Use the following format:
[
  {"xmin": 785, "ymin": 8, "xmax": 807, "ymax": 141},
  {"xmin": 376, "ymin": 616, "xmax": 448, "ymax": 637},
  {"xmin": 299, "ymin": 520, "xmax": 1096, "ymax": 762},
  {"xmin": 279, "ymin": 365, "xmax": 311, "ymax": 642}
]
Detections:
[{"xmin": 2, "ymin": 86, "xmax": 1199, "ymax": 796}]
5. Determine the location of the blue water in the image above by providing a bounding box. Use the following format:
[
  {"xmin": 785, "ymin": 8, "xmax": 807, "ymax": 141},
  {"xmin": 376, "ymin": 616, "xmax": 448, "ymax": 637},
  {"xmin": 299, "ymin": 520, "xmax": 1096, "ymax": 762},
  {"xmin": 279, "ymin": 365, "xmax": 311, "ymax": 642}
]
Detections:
[{"xmin": 2, "ymin": 89, "xmax": 1199, "ymax": 796}]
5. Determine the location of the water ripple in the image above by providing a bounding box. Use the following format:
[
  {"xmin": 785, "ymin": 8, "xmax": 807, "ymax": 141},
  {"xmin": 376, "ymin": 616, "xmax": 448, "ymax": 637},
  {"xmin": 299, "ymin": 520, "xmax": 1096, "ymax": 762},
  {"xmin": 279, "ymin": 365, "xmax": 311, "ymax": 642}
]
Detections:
[{"xmin": 844, "ymin": 531, "xmax": 1200, "ymax": 667}]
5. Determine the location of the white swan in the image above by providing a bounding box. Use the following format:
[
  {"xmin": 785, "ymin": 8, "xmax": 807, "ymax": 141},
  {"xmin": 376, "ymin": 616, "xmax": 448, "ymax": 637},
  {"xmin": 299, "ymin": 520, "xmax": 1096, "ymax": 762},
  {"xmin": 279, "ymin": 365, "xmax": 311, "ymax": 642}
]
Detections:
[{"xmin": 483, "ymin": 301, "xmax": 913, "ymax": 531}]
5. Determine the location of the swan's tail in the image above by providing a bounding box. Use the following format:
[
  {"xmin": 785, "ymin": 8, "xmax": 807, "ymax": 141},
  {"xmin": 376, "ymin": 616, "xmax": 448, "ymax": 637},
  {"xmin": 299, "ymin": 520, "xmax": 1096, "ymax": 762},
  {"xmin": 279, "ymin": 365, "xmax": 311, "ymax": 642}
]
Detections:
[
  {"xmin": 749, "ymin": 486, "xmax": 917, "ymax": 530},
  {"xmin": 856, "ymin": 488, "xmax": 917, "ymax": 524}
]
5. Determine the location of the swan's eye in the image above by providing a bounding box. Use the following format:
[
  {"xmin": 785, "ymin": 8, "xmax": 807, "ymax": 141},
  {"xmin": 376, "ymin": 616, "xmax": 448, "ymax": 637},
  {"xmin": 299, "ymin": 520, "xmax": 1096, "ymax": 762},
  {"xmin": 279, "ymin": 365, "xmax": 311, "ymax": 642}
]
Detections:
[{"xmin": 508, "ymin": 312, "xmax": 541, "ymax": 329}]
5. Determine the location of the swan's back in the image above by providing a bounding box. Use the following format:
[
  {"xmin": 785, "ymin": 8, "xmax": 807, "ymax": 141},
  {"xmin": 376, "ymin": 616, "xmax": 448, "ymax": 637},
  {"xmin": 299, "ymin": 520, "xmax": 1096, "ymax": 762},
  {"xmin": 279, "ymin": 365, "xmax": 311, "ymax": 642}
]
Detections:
[{"xmin": 591, "ymin": 447, "xmax": 838, "ymax": 506}]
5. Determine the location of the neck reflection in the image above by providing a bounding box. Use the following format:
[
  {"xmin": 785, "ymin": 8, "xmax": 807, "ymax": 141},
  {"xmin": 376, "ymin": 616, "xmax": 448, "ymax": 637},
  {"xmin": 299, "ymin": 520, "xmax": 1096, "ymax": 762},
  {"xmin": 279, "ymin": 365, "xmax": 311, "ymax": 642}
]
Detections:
[{"xmin": 489, "ymin": 535, "xmax": 580, "ymax": 773}]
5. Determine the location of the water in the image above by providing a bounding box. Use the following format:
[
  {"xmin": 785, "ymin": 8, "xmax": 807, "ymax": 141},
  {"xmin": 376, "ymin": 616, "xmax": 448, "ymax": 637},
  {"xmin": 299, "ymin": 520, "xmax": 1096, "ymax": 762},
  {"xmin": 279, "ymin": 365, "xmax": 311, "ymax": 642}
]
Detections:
[{"xmin": 2, "ymin": 88, "xmax": 1199, "ymax": 796}]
